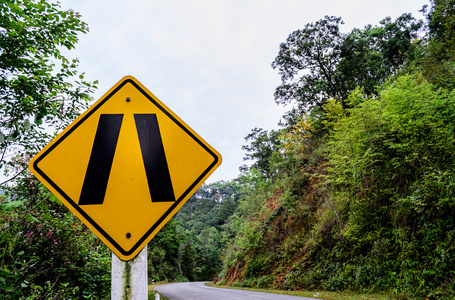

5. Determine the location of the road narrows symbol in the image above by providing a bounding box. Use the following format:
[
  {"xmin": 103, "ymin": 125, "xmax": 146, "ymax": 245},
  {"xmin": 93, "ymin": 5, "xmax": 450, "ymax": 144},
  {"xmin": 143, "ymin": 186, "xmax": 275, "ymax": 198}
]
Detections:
[
  {"xmin": 79, "ymin": 114, "xmax": 123, "ymax": 205},
  {"xmin": 79, "ymin": 113, "xmax": 175, "ymax": 206}
]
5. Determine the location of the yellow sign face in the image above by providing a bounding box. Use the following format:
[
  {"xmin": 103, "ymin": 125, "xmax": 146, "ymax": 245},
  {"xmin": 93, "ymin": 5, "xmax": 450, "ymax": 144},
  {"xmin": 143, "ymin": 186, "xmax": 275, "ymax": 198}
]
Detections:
[{"xmin": 29, "ymin": 76, "xmax": 222, "ymax": 260}]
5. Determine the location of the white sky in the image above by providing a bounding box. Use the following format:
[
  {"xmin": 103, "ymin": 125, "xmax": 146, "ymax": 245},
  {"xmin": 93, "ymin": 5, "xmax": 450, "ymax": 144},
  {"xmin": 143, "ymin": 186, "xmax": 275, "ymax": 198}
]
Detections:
[{"xmin": 60, "ymin": 0, "xmax": 429, "ymax": 183}]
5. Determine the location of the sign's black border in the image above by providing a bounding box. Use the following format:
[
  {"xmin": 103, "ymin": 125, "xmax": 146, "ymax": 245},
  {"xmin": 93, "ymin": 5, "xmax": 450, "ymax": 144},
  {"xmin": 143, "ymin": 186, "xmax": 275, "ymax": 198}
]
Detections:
[{"xmin": 32, "ymin": 78, "xmax": 220, "ymax": 258}]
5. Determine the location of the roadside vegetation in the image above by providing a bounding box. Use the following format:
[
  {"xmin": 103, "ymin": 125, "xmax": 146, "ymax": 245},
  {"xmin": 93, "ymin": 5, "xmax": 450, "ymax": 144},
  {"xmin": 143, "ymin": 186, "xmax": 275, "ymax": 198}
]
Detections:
[
  {"xmin": 214, "ymin": 1, "xmax": 455, "ymax": 299},
  {"xmin": 0, "ymin": 1, "xmax": 106, "ymax": 299},
  {"xmin": 207, "ymin": 282, "xmax": 391, "ymax": 300}
]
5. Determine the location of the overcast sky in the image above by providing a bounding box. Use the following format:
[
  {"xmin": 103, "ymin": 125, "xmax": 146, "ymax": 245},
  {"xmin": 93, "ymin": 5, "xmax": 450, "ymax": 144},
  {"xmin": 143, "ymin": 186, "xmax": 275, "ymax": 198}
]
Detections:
[{"xmin": 60, "ymin": 0, "xmax": 429, "ymax": 183}]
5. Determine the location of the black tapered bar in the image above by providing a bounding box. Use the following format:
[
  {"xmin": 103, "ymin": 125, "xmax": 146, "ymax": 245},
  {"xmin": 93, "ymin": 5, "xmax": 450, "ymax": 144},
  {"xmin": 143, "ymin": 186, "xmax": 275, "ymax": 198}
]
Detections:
[
  {"xmin": 134, "ymin": 114, "xmax": 175, "ymax": 202},
  {"xmin": 79, "ymin": 114, "xmax": 123, "ymax": 205}
]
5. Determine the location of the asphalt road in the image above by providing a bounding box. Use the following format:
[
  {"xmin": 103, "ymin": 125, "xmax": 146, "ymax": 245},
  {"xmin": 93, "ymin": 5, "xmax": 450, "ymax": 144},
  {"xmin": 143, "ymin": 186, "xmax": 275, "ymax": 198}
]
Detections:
[{"xmin": 154, "ymin": 282, "xmax": 318, "ymax": 300}]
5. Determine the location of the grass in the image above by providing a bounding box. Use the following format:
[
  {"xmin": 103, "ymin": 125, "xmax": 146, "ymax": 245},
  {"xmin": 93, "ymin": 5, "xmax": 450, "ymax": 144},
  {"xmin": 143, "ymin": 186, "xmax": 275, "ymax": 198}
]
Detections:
[
  {"xmin": 149, "ymin": 281, "xmax": 394, "ymax": 300},
  {"xmin": 205, "ymin": 282, "xmax": 394, "ymax": 300},
  {"xmin": 148, "ymin": 281, "xmax": 171, "ymax": 300}
]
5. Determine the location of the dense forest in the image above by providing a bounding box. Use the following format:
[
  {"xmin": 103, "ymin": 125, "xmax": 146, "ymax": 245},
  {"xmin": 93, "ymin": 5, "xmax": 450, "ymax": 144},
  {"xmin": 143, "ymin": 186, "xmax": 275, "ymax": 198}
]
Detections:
[{"xmin": 1, "ymin": 0, "xmax": 455, "ymax": 299}]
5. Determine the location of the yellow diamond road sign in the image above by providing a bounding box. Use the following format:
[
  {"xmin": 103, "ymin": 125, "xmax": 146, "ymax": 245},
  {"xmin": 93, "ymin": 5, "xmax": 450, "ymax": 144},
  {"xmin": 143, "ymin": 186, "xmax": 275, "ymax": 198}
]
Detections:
[{"xmin": 29, "ymin": 76, "xmax": 222, "ymax": 260}]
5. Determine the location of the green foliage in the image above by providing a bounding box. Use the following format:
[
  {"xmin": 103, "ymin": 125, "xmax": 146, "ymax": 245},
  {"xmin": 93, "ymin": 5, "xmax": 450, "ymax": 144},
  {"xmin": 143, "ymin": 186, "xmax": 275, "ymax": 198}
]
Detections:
[
  {"xmin": 271, "ymin": 13, "xmax": 422, "ymax": 123},
  {"xmin": 272, "ymin": 16, "xmax": 345, "ymax": 111},
  {"xmin": 222, "ymin": 73, "xmax": 455, "ymax": 298},
  {"xmin": 0, "ymin": 1, "xmax": 108, "ymax": 298},
  {"xmin": 1, "ymin": 160, "xmax": 110, "ymax": 299},
  {"xmin": 339, "ymin": 14, "xmax": 423, "ymax": 95},
  {"xmin": 427, "ymin": 0, "xmax": 455, "ymax": 45},
  {"xmin": 413, "ymin": 0, "xmax": 455, "ymax": 91},
  {"xmin": 0, "ymin": 0, "xmax": 97, "ymax": 179},
  {"xmin": 180, "ymin": 239, "xmax": 197, "ymax": 281},
  {"xmin": 324, "ymin": 75, "xmax": 455, "ymax": 297},
  {"xmin": 219, "ymin": 2, "xmax": 455, "ymax": 299},
  {"xmin": 240, "ymin": 128, "xmax": 281, "ymax": 178},
  {"xmin": 148, "ymin": 219, "xmax": 184, "ymax": 282},
  {"xmin": 148, "ymin": 181, "xmax": 241, "ymax": 282}
]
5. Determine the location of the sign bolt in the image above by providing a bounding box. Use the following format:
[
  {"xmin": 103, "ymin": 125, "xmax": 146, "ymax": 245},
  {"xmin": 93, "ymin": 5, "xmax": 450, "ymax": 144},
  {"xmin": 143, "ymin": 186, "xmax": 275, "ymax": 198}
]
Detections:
[
  {"xmin": 126, "ymin": 233, "xmax": 131, "ymax": 239},
  {"xmin": 126, "ymin": 97, "xmax": 131, "ymax": 102}
]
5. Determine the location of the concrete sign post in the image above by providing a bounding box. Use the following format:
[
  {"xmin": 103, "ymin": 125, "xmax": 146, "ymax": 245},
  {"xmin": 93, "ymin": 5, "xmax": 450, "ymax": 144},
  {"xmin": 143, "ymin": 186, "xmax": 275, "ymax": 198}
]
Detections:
[{"xmin": 111, "ymin": 246, "xmax": 148, "ymax": 300}]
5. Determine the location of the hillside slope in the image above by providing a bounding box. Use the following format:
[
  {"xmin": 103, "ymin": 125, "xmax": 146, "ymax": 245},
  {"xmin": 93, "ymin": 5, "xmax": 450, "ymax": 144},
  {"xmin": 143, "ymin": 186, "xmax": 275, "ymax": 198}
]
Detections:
[{"xmin": 217, "ymin": 1, "xmax": 455, "ymax": 299}]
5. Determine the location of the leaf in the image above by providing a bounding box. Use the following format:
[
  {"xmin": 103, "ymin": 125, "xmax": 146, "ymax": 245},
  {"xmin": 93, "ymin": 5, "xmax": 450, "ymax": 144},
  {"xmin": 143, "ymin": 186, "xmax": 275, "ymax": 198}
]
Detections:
[
  {"xmin": 24, "ymin": 119, "xmax": 31, "ymax": 130},
  {"xmin": 25, "ymin": 215, "xmax": 39, "ymax": 223},
  {"xmin": 0, "ymin": 268, "xmax": 10, "ymax": 276},
  {"xmin": 0, "ymin": 284, "xmax": 14, "ymax": 292},
  {"xmin": 49, "ymin": 194, "xmax": 59, "ymax": 203},
  {"xmin": 1, "ymin": 200, "xmax": 25, "ymax": 211}
]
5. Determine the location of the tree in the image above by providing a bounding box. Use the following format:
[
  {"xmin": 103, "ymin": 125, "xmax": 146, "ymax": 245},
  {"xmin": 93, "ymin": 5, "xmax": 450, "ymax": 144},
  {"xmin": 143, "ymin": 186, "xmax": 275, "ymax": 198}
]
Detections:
[
  {"xmin": 272, "ymin": 16, "xmax": 345, "ymax": 112},
  {"xmin": 0, "ymin": 0, "xmax": 97, "ymax": 182},
  {"xmin": 419, "ymin": 0, "xmax": 455, "ymax": 89},
  {"xmin": 427, "ymin": 0, "xmax": 455, "ymax": 45},
  {"xmin": 240, "ymin": 127, "xmax": 281, "ymax": 178},
  {"xmin": 272, "ymin": 14, "xmax": 423, "ymax": 117},
  {"xmin": 339, "ymin": 14, "xmax": 423, "ymax": 95},
  {"xmin": 180, "ymin": 238, "xmax": 196, "ymax": 281},
  {"xmin": 148, "ymin": 219, "xmax": 185, "ymax": 281}
]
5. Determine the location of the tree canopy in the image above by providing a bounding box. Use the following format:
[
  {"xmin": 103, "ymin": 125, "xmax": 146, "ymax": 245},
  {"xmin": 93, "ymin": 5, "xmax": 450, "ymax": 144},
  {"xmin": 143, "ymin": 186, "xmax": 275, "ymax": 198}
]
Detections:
[
  {"xmin": 271, "ymin": 13, "xmax": 423, "ymax": 119},
  {"xmin": 0, "ymin": 0, "xmax": 97, "ymax": 182}
]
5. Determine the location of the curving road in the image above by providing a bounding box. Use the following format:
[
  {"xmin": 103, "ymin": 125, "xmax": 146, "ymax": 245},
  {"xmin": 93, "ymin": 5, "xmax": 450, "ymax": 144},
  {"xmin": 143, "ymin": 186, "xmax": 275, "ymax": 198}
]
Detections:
[{"xmin": 154, "ymin": 281, "xmax": 318, "ymax": 300}]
